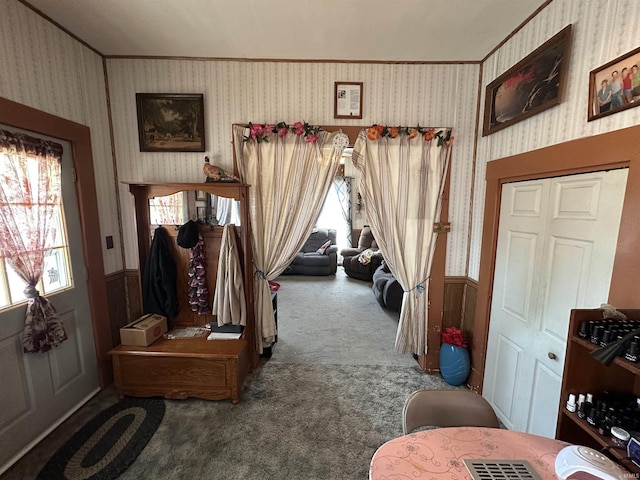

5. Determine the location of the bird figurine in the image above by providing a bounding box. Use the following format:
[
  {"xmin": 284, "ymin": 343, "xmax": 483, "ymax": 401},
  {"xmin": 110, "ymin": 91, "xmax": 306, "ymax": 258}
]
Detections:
[{"xmin": 203, "ymin": 156, "xmax": 240, "ymax": 182}]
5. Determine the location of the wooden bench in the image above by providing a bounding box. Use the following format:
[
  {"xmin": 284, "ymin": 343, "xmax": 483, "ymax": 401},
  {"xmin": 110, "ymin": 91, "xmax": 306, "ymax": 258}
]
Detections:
[{"xmin": 109, "ymin": 335, "xmax": 249, "ymax": 404}]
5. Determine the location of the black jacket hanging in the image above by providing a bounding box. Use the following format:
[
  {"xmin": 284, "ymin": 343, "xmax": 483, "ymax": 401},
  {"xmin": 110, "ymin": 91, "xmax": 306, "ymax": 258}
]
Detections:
[{"xmin": 142, "ymin": 226, "xmax": 179, "ymax": 320}]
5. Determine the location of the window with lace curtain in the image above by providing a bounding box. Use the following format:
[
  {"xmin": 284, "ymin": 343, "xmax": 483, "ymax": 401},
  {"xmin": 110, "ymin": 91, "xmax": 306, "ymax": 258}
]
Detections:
[{"xmin": 0, "ymin": 135, "xmax": 72, "ymax": 311}]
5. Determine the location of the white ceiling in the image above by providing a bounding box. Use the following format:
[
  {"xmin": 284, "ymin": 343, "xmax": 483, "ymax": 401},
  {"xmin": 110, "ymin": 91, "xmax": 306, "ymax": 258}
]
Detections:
[{"xmin": 25, "ymin": 0, "xmax": 549, "ymax": 62}]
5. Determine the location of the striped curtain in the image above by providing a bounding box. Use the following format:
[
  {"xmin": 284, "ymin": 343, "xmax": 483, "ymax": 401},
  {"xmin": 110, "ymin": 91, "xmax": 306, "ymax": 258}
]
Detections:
[
  {"xmin": 351, "ymin": 128, "xmax": 452, "ymax": 354},
  {"xmin": 233, "ymin": 125, "xmax": 347, "ymax": 352}
]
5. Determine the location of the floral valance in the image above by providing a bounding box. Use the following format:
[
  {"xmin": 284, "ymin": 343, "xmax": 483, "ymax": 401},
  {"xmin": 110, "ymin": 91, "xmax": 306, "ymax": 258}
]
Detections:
[
  {"xmin": 366, "ymin": 124, "xmax": 454, "ymax": 147},
  {"xmin": 242, "ymin": 121, "xmax": 322, "ymax": 143},
  {"xmin": 0, "ymin": 129, "xmax": 63, "ymax": 159}
]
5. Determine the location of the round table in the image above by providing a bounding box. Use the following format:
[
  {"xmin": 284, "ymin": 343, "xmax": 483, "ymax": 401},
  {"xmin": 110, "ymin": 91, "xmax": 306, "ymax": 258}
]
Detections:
[{"xmin": 370, "ymin": 427, "xmax": 570, "ymax": 480}]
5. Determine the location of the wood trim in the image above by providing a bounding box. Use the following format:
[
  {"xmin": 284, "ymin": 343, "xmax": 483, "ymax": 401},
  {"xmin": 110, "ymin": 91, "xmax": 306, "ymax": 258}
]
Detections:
[
  {"xmin": 104, "ymin": 55, "xmax": 479, "ymax": 65},
  {"xmin": 481, "ymin": 0, "xmax": 555, "ymax": 63},
  {"xmin": 17, "ymin": 0, "xmax": 104, "ymax": 57},
  {"xmin": 0, "ymin": 96, "xmax": 113, "ymax": 387},
  {"xmin": 418, "ymin": 155, "xmax": 451, "ymax": 372},
  {"xmin": 471, "ymin": 125, "xmax": 640, "ymax": 392},
  {"xmin": 105, "ymin": 269, "xmax": 142, "ymax": 343},
  {"xmin": 102, "ymin": 56, "xmax": 127, "ymax": 269}
]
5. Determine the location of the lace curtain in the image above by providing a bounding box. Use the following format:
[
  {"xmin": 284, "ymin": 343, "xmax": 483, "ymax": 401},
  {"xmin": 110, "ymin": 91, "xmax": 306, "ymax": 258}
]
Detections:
[
  {"xmin": 233, "ymin": 124, "xmax": 347, "ymax": 352},
  {"xmin": 0, "ymin": 130, "xmax": 68, "ymax": 353},
  {"xmin": 352, "ymin": 128, "xmax": 452, "ymax": 354}
]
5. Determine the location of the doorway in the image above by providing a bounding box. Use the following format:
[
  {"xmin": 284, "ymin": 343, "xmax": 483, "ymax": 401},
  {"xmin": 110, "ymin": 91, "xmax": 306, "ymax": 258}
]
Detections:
[
  {"xmin": 0, "ymin": 97, "xmax": 111, "ymax": 475},
  {"xmin": 472, "ymin": 126, "xmax": 640, "ymax": 409},
  {"xmin": 0, "ymin": 126, "xmax": 99, "ymax": 469},
  {"xmin": 482, "ymin": 169, "xmax": 628, "ymax": 437},
  {"xmin": 317, "ymin": 176, "xmax": 351, "ymax": 263}
]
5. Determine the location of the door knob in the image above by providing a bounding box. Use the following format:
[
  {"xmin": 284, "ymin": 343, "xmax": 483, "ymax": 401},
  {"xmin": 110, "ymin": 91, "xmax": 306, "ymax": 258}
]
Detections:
[{"xmin": 548, "ymin": 352, "xmax": 557, "ymax": 360}]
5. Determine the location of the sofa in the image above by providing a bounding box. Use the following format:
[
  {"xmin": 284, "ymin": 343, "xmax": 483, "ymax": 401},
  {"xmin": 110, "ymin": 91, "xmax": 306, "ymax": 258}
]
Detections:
[
  {"xmin": 283, "ymin": 228, "xmax": 338, "ymax": 276},
  {"xmin": 340, "ymin": 226, "xmax": 383, "ymax": 281},
  {"xmin": 372, "ymin": 262, "xmax": 404, "ymax": 312}
]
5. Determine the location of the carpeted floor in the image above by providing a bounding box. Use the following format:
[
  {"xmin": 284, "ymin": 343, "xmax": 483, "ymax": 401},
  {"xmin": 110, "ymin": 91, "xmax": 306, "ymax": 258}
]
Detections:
[{"xmin": 2, "ymin": 270, "xmax": 456, "ymax": 480}]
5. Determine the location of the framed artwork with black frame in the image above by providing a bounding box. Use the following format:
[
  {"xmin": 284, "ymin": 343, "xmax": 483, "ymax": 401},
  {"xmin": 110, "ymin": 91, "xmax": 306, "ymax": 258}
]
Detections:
[
  {"xmin": 588, "ymin": 45, "xmax": 640, "ymax": 121},
  {"xmin": 482, "ymin": 25, "xmax": 572, "ymax": 136},
  {"xmin": 136, "ymin": 93, "xmax": 205, "ymax": 152}
]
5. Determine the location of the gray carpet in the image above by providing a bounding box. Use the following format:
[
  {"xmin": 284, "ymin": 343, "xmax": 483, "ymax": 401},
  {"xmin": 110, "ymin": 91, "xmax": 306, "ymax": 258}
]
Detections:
[{"xmin": 2, "ymin": 270, "xmax": 455, "ymax": 480}]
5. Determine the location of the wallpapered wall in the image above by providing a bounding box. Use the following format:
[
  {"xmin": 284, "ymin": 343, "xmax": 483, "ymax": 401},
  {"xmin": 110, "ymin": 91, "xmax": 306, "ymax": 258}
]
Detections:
[
  {"xmin": 469, "ymin": 0, "xmax": 640, "ymax": 280},
  {"xmin": 6, "ymin": 0, "xmax": 639, "ymax": 282},
  {"xmin": 106, "ymin": 59, "xmax": 480, "ymax": 273},
  {"xmin": 1, "ymin": 0, "xmax": 121, "ymax": 274}
]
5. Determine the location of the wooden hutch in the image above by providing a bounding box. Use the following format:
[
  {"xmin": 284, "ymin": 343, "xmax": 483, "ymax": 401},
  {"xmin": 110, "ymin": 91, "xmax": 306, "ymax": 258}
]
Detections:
[{"xmin": 109, "ymin": 181, "xmax": 257, "ymax": 403}]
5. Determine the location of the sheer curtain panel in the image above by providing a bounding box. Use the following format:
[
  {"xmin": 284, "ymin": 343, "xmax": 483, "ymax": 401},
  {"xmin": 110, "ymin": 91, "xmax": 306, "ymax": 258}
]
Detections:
[
  {"xmin": 233, "ymin": 123, "xmax": 347, "ymax": 352},
  {"xmin": 0, "ymin": 130, "xmax": 68, "ymax": 353},
  {"xmin": 352, "ymin": 127, "xmax": 453, "ymax": 354}
]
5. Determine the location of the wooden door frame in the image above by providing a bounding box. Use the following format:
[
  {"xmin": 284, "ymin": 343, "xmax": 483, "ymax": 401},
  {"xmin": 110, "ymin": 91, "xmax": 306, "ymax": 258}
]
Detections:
[
  {"xmin": 0, "ymin": 96, "xmax": 112, "ymax": 387},
  {"xmin": 470, "ymin": 125, "xmax": 640, "ymax": 391}
]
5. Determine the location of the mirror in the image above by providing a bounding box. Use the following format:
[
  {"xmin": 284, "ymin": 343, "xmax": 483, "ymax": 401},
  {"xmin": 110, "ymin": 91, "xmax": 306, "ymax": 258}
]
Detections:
[
  {"xmin": 208, "ymin": 194, "xmax": 241, "ymax": 226},
  {"xmin": 148, "ymin": 191, "xmax": 187, "ymax": 225},
  {"xmin": 148, "ymin": 191, "xmax": 241, "ymax": 226}
]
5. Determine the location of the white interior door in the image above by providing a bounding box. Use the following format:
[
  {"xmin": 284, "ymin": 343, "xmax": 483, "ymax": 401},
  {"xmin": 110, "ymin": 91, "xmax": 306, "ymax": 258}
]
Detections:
[
  {"xmin": 0, "ymin": 127, "xmax": 99, "ymax": 472},
  {"xmin": 483, "ymin": 168, "xmax": 628, "ymax": 437}
]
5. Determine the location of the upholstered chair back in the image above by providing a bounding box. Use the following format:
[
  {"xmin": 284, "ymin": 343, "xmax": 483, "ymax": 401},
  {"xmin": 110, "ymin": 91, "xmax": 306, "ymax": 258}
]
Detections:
[{"xmin": 357, "ymin": 226, "xmax": 378, "ymax": 250}]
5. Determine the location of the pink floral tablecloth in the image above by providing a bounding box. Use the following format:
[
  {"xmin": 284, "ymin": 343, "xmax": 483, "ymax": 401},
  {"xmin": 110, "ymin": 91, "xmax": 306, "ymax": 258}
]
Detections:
[{"xmin": 370, "ymin": 427, "xmax": 570, "ymax": 480}]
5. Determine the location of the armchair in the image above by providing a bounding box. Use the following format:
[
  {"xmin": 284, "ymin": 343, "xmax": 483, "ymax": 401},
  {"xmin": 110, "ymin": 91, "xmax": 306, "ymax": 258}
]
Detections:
[
  {"xmin": 340, "ymin": 226, "xmax": 383, "ymax": 281},
  {"xmin": 284, "ymin": 228, "xmax": 338, "ymax": 276}
]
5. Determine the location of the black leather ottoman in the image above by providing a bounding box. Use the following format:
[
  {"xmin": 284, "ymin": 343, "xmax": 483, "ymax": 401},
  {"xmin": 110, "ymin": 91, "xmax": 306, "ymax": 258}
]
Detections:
[{"xmin": 372, "ymin": 262, "xmax": 404, "ymax": 312}]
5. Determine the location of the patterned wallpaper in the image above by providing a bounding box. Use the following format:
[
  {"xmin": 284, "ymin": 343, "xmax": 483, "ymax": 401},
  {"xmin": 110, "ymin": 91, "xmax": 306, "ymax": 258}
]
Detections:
[
  {"xmin": 7, "ymin": 0, "xmax": 637, "ymax": 281},
  {"xmin": 106, "ymin": 59, "xmax": 480, "ymax": 272},
  {"xmin": 469, "ymin": 0, "xmax": 640, "ymax": 280},
  {"xmin": 1, "ymin": 0, "xmax": 121, "ymax": 274}
]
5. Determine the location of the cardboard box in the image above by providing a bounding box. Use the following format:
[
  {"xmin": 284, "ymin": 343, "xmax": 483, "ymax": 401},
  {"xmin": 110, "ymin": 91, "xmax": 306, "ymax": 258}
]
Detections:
[{"xmin": 119, "ymin": 314, "xmax": 168, "ymax": 346}]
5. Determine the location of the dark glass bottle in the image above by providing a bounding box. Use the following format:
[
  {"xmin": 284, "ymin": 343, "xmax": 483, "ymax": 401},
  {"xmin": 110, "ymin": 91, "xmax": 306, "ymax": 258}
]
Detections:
[
  {"xmin": 579, "ymin": 321, "xmax": 590, "ymax": 339},
  {"xmin": 626, "ymin": 339, "xmax": 639, "ymax": 363},
  {"xmin": 591, "ymin": 324, "xmax": 604, "ymax": 345}
]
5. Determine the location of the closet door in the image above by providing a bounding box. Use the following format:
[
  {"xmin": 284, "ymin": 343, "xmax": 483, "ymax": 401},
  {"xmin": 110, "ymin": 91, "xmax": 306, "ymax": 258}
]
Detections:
[{"xmin": 483, "ymin": 168, "xmax": 628, "ymax": 437}]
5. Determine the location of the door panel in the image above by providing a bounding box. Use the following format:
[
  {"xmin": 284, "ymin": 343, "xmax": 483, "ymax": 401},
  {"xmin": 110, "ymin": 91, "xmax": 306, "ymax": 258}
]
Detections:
[
  {"xmin": 0, "ymin": 127, "xmax": 98, "ymax": 471},
  {"xmin": 486, "ymin": 334, "xmax": 522, "ymax": 429},
  {"xmin": 484, "ymin": 169, "xmax": 628, "ymax": 436},
  {"xmin": 543, "ymin": 238, "xmax": 592, "ymax": 323},
  {"xmin": 527, "ymin": 360, "xmax": 561, "ymax": 437},
  {"xmin": 502, "ymin": 232, "xmax": 538, "ymax": 321}
]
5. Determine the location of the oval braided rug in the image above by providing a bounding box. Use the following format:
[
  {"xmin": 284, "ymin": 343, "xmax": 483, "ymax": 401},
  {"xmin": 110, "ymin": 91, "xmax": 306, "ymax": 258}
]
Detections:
[{"xmin": 37, "ymin": 398, "xmax": 165, "ymax": 480}]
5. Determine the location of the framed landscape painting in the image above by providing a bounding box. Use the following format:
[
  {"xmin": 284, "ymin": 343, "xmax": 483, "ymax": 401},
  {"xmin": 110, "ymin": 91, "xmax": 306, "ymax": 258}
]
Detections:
[
  {"xmin": 136, "ymin": 93, "xmax": 205, "ymax": 152},
  {"xmin": 482, "ymin": 25, "xmax": 572, "ymax": 136}
]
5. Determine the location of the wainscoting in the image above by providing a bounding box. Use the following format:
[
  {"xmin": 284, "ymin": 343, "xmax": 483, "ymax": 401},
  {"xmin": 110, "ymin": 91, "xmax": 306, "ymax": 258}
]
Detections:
[
  {"xmin": 443, "ymin": 277, "xmax": 477, "ymax": 334},
  {"xmin": 105, "ymin": 270, "xmax": 142, "ymax": 351}
]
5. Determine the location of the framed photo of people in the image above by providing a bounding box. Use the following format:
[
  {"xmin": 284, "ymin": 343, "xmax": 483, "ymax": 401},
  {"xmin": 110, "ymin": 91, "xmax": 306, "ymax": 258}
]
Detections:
[{"xmin": 588, "ymin": 46, "xmax": 640, "ymax": 121}]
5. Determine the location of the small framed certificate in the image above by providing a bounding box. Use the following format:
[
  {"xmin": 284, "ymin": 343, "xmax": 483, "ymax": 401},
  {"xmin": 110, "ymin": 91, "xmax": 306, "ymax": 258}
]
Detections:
[{"xmin": 334, "ymin": 82, "xmax": 363, "ymax": 119}]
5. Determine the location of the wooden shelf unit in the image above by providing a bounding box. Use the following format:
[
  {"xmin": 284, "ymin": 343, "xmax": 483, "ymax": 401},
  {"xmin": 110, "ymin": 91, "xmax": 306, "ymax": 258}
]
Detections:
[{"xmin": 557, "ymin": 308, "xmax": 640, "ymax": 473}]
